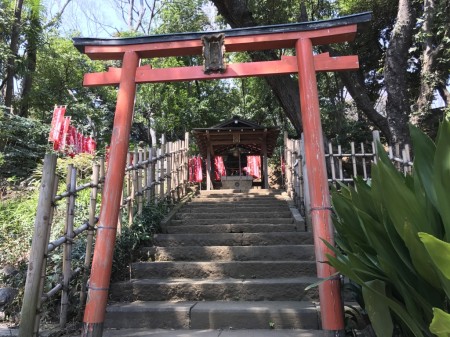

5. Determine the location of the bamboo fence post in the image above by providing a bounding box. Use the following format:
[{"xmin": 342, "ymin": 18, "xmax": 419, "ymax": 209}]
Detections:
[
  {"xmin": 33, "ymin": 175, "xmax": 59, "ymax": 336},
  {"xmin": 137, "ymin": 148, "xmax": 143, "ymax": 215},
  {"xmin": 60, "ymin": 165, "xmax": 76, "ymax": 327},
  {"xmin": 294, "ymin": 140, "xmax": 301, "ymax": 208},
  {"xmin": 284, "ymin": 132, "xmax": 292, "ymax": 196},
  {"xmin": 132, "ymin": 149, "xmax": 139, "ymax": 216},
  {"xmin": 337, "ymin": 145, "xmax": 343, "ymax": 181},
  {"xmin": 372, "ymin": 130, "xmax": 380, "ymax": 164},
  {"xmin": 404, "ymin": 144, "xmax": 411, "ymax": 174},
  {"xmin": 172, "ymin": 140, "xmax": 180, "ymax": 201},
  {"xmin": 19, "ymin": 154, "xmax": 57, "ymax": 337},
  {"xmin": 178, "ymin": 140, "xmax": 183, "ymax": 199},
  {"xmin": 80, "ymin": 163, "xmax": 100, "ymax": 313},
  {"xmin": 159, "ymin": 137, "xmax": 166, "ymax": 199},
  {"xmin": 328, "ymin": 142, "xmax": 336, "ymax": 182},
  {"xmin": 149, "ymin": 147, "xmax": 156, "ymax": 201},
  {"xmin": 117, "ymin": 188, "xmax": 123, "ymax": 235},
  {"xmin": 127, "ymin": 152, "xmax": 133, "ymax": 226},
  {"xmin": 99, "ymin": 157, "xmax": 105, "ymax": 195},
  {"xmin": 361, "ymin": 143, "xmax": 368, "ymax": 180},
  {"xmin": 184, "ymin": 132, "xmax": 189, "ymax": 195},
  {"xmin": 143, "ymin": 147, "xmax": 149, "ymax": 203},
  {"xmin": 351, "ymin": 142, "xmax": 357, "ymax": 178},
  {"xmin": 166, "ymin": 142, "xmax": 173, "ymax": 202},
  {"xmin": 300, "ymin": 134, "xmax": 311, "ymax": 228}
]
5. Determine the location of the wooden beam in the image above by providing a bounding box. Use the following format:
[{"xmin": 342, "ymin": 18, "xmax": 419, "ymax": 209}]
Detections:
[
  {"xmin": 83, "ymin": 54, "xmax": 358, "ymax": 87},
  {"xmin": 81, "ymin": 25, "xmax": 358, "ymax": 60}
]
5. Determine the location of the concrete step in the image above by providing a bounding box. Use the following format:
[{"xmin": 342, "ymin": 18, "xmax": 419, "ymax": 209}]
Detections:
[
  {"xmin": 199, "ymin": 189, "xmax": 282, "ymax": 196},
  {"xmin": 101, "ymin": 328, "xmax": 326, "ymax": 337},
  {"xmin": 142, "ymin": 245, "xmax": 316, "ymax": 262},
  {"xmin": 175, "ymin": 211, "xmax": 293, "ymax": 220},
  {"xmin": 131, "ymin": 261, "xmax": 316, "ymax": 279},
  {"xmin": 153, "ymin": 232, "xmax": 313, "ymax": 247},
  {"xmin": 104, "ymin": 301, "xmax": 319, "ymax": 330},
  {"xmin": 169, "ymin": 218, "xmax": 294, "ymax": 226},
  {"xmin": 165, "ymin": 223, "xmax": 299, "ymax": 234},
  {"xmin": 181, "ymin": 205, "xmax": 290, "ymax": 212},
  {"xmin": 109, "ymin": 277, "xmax": 319, "ymax": 302},
  {"xmin": 190, "ymin": 195, "xmax": 286, "ymax": 204}
]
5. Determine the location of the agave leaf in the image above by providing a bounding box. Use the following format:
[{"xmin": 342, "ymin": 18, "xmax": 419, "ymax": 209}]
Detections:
[
  {"xmin": 433, "ymin": 119, "xmax": 450, "ymax": 241},
  {"xmin": 376, "ymin": 158, "xmax": 428, "ymax": 234},
  {"xmin": 430, "ymin": 308, "xmax": 450, "ymax": 337},
  {"xmin": 419, "ymin": 232, "xmax": 450, "ymax": 298},
  {"xmin": 409, "ymin": 124, "xmax": 437, "ymax": 208},
  {"xmin": 362, "ymin": 280, "xmax": 394, "ymax": 337}
]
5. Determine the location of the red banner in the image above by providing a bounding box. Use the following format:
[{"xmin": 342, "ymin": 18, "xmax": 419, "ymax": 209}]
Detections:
[
  {"xmin": 48, "ymin": 106, "xmax": 66, "ymax": 142},
  {"xmin": 214, "ymin": 156, "xmax": 226, "ymax": 181},
  {"xmin": 189, "ymin": 156, "xmax": 203, "ymax": 183},
  {"xmin": 53, "ymin": 116, "xmax": 71, "ymax": 151},
  {"xmin": 246, "ymin": 156, "xmax": 261, "ymax": 179}
]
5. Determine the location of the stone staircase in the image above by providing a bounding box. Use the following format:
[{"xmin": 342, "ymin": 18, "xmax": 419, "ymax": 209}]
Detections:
[{"xmin": 103, "ymin": 190, "xmax": 323, "ymax": 336}]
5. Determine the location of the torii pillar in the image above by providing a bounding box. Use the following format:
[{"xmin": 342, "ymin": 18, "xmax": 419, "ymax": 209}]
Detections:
[{"xmin": 73, "ymin": 12, "xmax": 371, "ymax": 337}]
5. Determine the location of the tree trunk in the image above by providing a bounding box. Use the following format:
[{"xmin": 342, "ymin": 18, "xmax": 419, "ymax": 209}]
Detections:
[
  {"xmin": 19, "ymin": 15, "xmax": 41, "ymax": 117},
  {"xmin": 414, "ymin": 0, "xmax": 437, "ymax": 118},
  {"xmin": 384, "ymin": 0, "xmax": 416, "ymax": 146},
  {"xmin": 211, "ymin": 0, "xmax": 302, "ymax": 135},
  {"xmin": 4, "ymin": 0, "xmax": 24, "ymax": 110}
]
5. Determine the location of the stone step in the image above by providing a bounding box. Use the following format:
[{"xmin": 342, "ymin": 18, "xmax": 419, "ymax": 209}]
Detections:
[
  {"xmin": 153, "ymin": 232, "xmax": 313, "ymax": 247},
  {"xmin": 101, "ymin": 328, "xmax": 326, "ymax": 337},
  {"xmin": 169, "ymin": 218, "xmax": 294, "ymax": 226},
  {"xmin": 165, "ymin": 223, "xmax": 299, "ymax": 234},
  {"xmin": 175, "ymin": 211, "xmax": 293, "ymax": 220},
  {"xmin": 200, "ymin": 189, "xmax": 282, "ymax": 196},
  {"xmin": 190, "ymin": 196, "xmax": 287, "ymax": 203},
  {"xmin": 131, "ymin": 261, "xmax": 316, "ymax": 279},
  {"xmin": 109, "ymin": 277, "xmax": 319, "ymax": 302},
  {"xmin": 182, "ymin": 205, "xmax": 290, "ymax": 212},
  {"xmin": 104, "ymin": 301, "xmax": 319, "ymax": 330},
  {"xmin": 142, "ymin": 245, "xmax": 316, "ymax": 262}
]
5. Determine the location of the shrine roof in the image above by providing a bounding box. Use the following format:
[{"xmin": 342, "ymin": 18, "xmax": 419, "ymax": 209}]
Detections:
[
  {"xmin": 73, "ymin": 12, "xmax": 371, "ymax": 59},
  {"xmin": 192, "ymin": 116, "xmax": 280, "ymax": 158}
]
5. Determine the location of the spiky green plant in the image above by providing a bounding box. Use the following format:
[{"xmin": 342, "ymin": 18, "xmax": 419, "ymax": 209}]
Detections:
[{"xmin": 327, "ymin": 119, "xmax": 450, "ymax": 337}]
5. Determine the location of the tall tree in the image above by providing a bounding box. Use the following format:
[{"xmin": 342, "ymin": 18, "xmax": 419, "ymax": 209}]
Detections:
[
  {"xmin": 4, "ymin": 0, "xmax": 24, "ymax": 110},
  {"xmin": 210, "ymin": 0, "xmax": 450, "ymax": 145}
]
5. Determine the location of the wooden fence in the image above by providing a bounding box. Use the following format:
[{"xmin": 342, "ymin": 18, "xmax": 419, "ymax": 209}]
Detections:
[
  {"xmin": 284, "ymin": 131, "xmax": 413, "ymax": 223},
  {"xmin": 19, "ymin": 134, "xmax": 189, "ymax": 337}
]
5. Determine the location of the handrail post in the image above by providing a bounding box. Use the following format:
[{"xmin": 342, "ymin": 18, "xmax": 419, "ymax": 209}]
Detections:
[
  {"xmin": 19, "ymin": 154, "xmax": 57, "ymax": 337},
  {"xmin": 80, "ymin": 163, "xmax": 100, "ymax": 315},
  {"xmin": 60, "ymin": 165, "xmax": 76, "ymax": 327},
  {"xmin": 33, "ymin": 175, "xmax": 59, "ymax": 336}
]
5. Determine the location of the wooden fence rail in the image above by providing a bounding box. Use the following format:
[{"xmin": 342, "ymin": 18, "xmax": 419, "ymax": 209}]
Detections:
[
  {"xmin": 19, "ymin": 134, "xmax": 189, "ymax": 337},
  {"xmin": 284, "ymin": 131, "xmax": 413, "ymax": 225}
]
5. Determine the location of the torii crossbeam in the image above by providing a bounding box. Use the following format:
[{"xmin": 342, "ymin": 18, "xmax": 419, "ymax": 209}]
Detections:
[{"xmin": 73, "ymin": 12, "xmax": 371, "ymax": 337}]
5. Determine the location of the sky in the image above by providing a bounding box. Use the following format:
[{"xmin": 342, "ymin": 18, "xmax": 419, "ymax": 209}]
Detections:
[
  {"xmin": 44, "ymin": 0, "xmax": 128, "ymax": 37},
  {"xmin": 44, "ymin": 0, "xmax": 218, "ymax": 38}
]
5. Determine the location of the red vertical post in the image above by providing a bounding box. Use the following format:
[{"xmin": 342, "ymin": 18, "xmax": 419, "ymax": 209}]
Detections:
[
  {"xmin": 295, "ymin": 38, "xmax": 344, "ymax": 335},
  {"xmin": 81, "ymin": 51, "xmax": 140, "ymax": 337}
]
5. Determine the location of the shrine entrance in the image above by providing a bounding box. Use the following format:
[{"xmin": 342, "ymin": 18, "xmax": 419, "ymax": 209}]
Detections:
[
  {"xmin": 73, "ymin": 11, "xmax": 371, "ymax": 337},
  {"xmin": 192, "ymin": 116, "xmax": 280, "ymax": 190}
]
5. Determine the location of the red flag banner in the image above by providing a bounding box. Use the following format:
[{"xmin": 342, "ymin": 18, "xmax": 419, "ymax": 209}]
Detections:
[
  {"xmin": 194, "ymin": 156, "xmax": 203, "ymax": 182},
  {"xmin": 214, "ymin": 156, "xmax": 226, "ymax": 181},
  {"xmin": 49, "ymin": 106, "xmax": 66, "ymax": 142},
  {"xmin": 59, "ymin": 117, "xmax": 71, "ymax": 152},
  {"xmin": 246, "ymin": 156, "xmax": 261, "ymax": 179}
]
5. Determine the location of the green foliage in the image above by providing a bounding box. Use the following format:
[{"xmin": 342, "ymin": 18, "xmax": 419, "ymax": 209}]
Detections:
[
  {"xmin": 0, "ymin": 112, "xmax": 49, "ymax": 179},
  {"xmin": 111, "ymin": 199, "xmax": 170, "ymax": 281},
  {"xmin": 328, "ymin": 119, "xmax": 450, "ymax": 337}
]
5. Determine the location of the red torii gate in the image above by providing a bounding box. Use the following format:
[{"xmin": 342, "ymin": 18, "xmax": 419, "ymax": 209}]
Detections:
[{"xmin": 73, "ymin": 12, "xmax": 371, "ymax": 337}]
